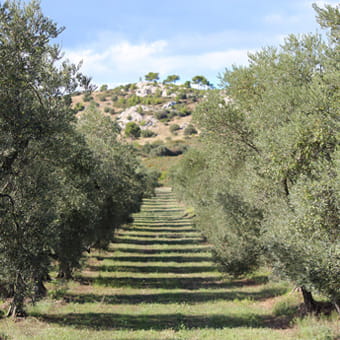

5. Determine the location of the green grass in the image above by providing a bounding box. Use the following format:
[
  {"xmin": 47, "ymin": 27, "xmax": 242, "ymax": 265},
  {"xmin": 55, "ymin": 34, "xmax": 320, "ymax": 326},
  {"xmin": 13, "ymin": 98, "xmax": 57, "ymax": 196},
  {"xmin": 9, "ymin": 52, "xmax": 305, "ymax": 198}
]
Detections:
[{"xmin": 0, "ymin": 187, "xmax": 339, "ymax": 340}]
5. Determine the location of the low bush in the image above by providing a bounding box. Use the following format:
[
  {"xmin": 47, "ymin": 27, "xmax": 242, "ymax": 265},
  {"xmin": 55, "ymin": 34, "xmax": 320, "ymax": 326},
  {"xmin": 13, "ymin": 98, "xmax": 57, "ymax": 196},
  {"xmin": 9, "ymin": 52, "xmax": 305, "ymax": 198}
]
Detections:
[
  {"xmin": 98, "ymin": 94, "xmax": 107, "ymax": 102},
  {"xmin": 126, "ymin": 95, "xmax": 141, "ymax": 106},
  {"xmin": 177, "ymin": 106, "xmax": 191, "ymax": 117},
  {"xmin": 170, "ymin": 124, "xmax": 180, "ymax": 134},
  {"xmin": 150, "ymin": 145, "xmax": 172, "ymax": 157},
  {"xmin": 83, "ymin": 93, "xmax": 93, "ymax": 102},
  {"xmin": 141, "ymin": 129, "xmax": 157, "ymax": 138},
  {"xmin": 154, "ymin": 110, "xmax": 176, "ymax": 122},
  {"xmin": 184, "ymin": 124, "xmax": 198, "ymax": 135},
  {"xmin": 100, "ymin": 84, "xmax": 108, "ymax": 92},
  {"xmin": 125, "ymin": 122, "xmax": 141, "ymax": 138},
  {"xmin": 74, "ymin": 102, "xmax": 85, "ymax": 113},
  {"xmin": 90, "ymin": 100, "xmax": 99, "ymax": 107}
]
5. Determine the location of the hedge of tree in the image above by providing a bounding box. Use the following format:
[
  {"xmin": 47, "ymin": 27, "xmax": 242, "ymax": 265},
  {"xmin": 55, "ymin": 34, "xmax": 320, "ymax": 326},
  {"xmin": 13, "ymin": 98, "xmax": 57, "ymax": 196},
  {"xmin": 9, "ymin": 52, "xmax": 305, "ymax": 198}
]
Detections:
[
  {"xmin": 0, "ymin": 0, "xmax": 156, "ymax": 317},
  {"xmin": 171, "ymin": 4, "xmax": 339, "ymax": 314}
]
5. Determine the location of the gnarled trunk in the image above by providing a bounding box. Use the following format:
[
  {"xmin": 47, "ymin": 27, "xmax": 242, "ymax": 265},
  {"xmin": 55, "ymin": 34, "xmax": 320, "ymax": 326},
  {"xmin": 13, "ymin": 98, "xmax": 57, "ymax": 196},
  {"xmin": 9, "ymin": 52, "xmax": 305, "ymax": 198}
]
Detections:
[
  {"xmin": 7, "ymin": 275, "xmax": 26, "ymax": 317},
  {"xmin": 33, "ymin": 279, "xmax": 47, "ymax": 301},
  {"xmin": 301, "ymin": 286, "xmax": 317, "ymax": 313},
  {"xmin": 57, "ymin": 262, "xmax": 73, "ymax": 280}
]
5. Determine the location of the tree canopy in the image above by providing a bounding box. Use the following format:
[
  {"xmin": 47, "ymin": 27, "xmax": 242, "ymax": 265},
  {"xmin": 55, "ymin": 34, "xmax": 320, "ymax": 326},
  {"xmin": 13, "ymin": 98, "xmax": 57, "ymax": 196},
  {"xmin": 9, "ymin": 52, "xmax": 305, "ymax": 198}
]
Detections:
[
  {"xmin": 172, "ymin": 4, "xmax": 340, "ymax": 313},
  {"xmin": 0, "ymin": 0, "xmax": 155, "ymax": 317},
  {"xmin": 163, "ymin": 74, "xmax": 180, "ymax": 84},
  {"xmin": 191, "ymin": 75, "xmax": 211, "ymax": 87},
  {"xmin": 144, "ymin": 72, "xmax": 160, "ymax": 82}
]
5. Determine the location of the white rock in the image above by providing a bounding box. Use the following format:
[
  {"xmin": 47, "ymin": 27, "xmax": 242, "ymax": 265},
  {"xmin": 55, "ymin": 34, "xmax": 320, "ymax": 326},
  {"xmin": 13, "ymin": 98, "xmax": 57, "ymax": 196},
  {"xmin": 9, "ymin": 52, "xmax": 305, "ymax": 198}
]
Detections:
[
  {"xmin": 117, "ymin": 106, "xmax": 157, "ymax": 129},
  {"xmin": 135, "ymin": 81, "xmax": 168, "ymax": 97},
  {"xmin": 162, "ymin": 101, "xmax": 177, "ymax": 109}
]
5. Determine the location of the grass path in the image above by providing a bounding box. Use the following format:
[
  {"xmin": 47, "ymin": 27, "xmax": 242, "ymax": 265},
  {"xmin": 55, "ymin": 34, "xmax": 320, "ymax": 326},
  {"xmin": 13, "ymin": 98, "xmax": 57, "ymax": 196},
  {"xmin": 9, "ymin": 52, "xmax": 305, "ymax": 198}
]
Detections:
[{"xmin": 1, "ymin": 187, "xmax": 337, "ymax": 339}]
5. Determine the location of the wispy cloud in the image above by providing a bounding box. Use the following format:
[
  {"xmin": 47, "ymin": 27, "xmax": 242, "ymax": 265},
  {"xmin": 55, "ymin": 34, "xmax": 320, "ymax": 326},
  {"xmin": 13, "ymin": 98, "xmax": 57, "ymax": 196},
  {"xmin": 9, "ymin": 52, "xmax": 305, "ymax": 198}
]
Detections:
[
  {"xmin": 264, "ymin": 1, "xmax": 338, "ymax": 31},
  {"xmin": 63, "ymin": 0, "xmax": 339, "ymax": 87},
  {"xmin": 65, "ymin": 38, "xmax": 252, "ymax": 86},
  {"xmin": 303, "ymin": 0, "xmax": 339, "ymax": 8},
  {"xmin": 264, "ymin": 13, "xmax": 300, "ymax": 25}
]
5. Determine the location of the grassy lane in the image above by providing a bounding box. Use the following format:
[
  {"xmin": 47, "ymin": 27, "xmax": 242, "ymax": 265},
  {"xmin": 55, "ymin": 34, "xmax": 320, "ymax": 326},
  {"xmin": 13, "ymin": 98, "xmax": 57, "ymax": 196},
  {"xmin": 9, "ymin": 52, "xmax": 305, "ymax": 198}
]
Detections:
[{"xmin": 1, "ymin": 187, "xmax": 338, "ymax": 339}]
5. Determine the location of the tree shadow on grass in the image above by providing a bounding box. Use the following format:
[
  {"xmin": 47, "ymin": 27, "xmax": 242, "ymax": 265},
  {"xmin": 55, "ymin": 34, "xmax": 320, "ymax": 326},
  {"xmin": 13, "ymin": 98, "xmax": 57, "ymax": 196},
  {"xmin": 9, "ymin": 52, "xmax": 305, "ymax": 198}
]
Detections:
[
  {"xmin": 87, "ymin": 264, "xmax": 216, "ymax": 274},
  {"xmin": 36, "ymin": 312, "xmax": 291, "ymax": 330},
  {"xmin": 137, "ymin": 209, "xmax": 184, "ymax": 213},
  {"xmin": 93, "ymin": 255, "xmax": 213, "ymax": 263},
  {"xmin": 113, "ymin": 238, "xmax": 205, "ymax": 246},
  {"xmin": 75, "ymin": 276, "xmax": 269, "ymax": 290},
  {"xmin": 64, "ymin": 286, "xmax": 288, "ymax": 305},
  {"xmin": 115, "ymin": 233, "xmax": 201, "ymax": 239},
  {"xmin": 111, "ymin": 248, "xmax": 211, "ymax": 254},
  {"xmin": 132, "ymin": 218, "xmax": 192, "ymax": 223},
  {"xmin": 131, "ymin": 223, "xmax": 193, "ymax": 228},
  {"xmin": 118, "ymin": 227, "xmax": 196, "ymax": 233}
]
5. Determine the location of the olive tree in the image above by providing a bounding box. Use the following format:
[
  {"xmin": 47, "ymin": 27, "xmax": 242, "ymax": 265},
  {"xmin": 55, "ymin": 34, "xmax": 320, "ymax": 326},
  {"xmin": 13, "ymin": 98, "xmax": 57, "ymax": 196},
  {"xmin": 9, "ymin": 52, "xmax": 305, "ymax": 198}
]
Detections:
[
  {"xmin": 0, "ymin": 1, "xmax": 157, "ymax": 317},
  {"xmin": 172, "ymin": 4, "xmax": 339, "ymax": 312},
  {"xmin": 0, "ymin": 0, "xmax": 87, "ymax": 316}
]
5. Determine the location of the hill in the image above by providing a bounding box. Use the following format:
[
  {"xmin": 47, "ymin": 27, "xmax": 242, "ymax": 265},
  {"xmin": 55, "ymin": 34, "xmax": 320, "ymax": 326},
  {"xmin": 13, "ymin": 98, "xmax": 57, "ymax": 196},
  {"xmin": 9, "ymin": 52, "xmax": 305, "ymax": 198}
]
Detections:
[{"xmin": 72, "ymin": 81, "xmax": 207, "ymax": 144}]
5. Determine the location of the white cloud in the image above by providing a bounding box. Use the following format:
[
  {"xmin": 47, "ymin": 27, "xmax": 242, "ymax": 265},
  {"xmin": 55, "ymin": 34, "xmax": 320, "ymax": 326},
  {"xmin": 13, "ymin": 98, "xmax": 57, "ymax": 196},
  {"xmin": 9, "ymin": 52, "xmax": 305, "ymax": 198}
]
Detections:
[
  {"xmin": 64, "ymin": 39, "xmax": 252, "ymax": 86},
  {"xmin": 264, "ymin": 14, "xmax": 283, "ymax": 24},
  {"xmin": 264, "ymin": 12, "xmax": 303, "ymax": 25}
]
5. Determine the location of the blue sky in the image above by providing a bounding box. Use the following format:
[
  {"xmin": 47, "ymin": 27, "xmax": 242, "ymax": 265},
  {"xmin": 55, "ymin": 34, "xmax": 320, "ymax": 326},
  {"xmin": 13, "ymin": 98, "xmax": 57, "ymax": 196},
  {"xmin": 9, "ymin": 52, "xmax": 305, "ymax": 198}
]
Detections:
[{"xmin": 39, "ymin": 0, "xmax": 337, "ymax": 87}]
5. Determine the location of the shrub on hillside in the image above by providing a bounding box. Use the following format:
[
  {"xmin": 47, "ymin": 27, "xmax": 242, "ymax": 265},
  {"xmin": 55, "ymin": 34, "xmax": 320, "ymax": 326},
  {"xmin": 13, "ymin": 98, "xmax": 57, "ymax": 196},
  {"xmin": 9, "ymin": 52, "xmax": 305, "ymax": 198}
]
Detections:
[
  {"xmin": 184, "ymin": 124, "xmax": 197, "ymax": 135},
  {"xmin": 74, "ymin": 102, "xmax": 85, "ymax": 113},
  {"xmin": 83, "ymin": 93, "xmax": 93, "ymax": 102},
  {"xmin": 176, "ymin": 92, "xmax": 187, "ymax": 101},
  {"xmin": 125, "ymin": 122, "xmax": 141, "ymax": 138},
  {"xmin": 170, "ymin": 142, "xmax": 188, "ymax": 155},
  {"xmin": 90, "ymin": 100, "xmax": 99, "ymax": 107},
  {"xmin": 176, "ymin": 106, "xmax": 191, "ymax": 117},
  {"xmin": 117, "ymin": 97, "xmax": 127, "ymax": 108},
  {"xmin": 154, "ymin": 110, "xmax": 176, "ymax": 122},
  {"xmin": 103, "ymin": 107, "xmax": 115, "ymax": 114},
  {"xmin": 98, "ymin": 94, "xmax": 107, "ymax": 102},
  {"xmin": 100, "ymin": 84, "xmax": 108, "ymax": 92},
  {"xmin": 150, "ymin": 145, "xmax": 172, "ymax": 157},
  {"xmin": 127, "ymin": 95, "xmax": 141, "ymax": 106},
  {"xmin": 141, "ymin": 129, "xmax": 157, "ymax": 138},
  {"xmin": 141, "ymin": 96, "xmax": 164, "ymax": 105},
  {"xmin": 170, "ymin": 124, "xmax": 180, "ymax": 134}
]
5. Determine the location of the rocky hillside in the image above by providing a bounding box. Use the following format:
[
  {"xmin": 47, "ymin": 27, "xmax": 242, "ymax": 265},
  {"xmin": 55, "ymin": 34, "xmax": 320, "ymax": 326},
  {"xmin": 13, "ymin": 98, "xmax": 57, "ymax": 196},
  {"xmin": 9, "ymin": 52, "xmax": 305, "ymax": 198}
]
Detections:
[{"xmin": 72, "ymin": 81, "xmax": 208, "ymax": 143}]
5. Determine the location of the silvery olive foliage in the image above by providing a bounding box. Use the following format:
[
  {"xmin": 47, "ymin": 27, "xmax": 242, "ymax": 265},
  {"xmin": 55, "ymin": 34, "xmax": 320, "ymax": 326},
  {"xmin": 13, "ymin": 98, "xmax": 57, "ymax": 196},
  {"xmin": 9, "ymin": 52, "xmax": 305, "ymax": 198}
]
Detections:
[
  {"xmin": 172, "ymin": 4, "xmax": 339, "ymax": 312},
  {"xmin": 0, "ymin": 1, "xmax": 155, "ymax": 316}
]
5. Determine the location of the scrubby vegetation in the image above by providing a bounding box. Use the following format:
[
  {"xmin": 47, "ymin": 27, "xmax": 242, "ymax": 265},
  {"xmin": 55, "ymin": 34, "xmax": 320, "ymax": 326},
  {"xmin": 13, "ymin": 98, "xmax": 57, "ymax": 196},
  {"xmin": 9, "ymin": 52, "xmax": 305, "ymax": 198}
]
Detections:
[
  {"xmin": 125, "ymin": 122, "xmax": 141, "ymax": 138},
  {"xmin": 140, "ymin": 129, "xmax": 157, "ymax": 138},
  {"xmin": 71, "ymin": 71, "xmax": 207, "ymax": 141},
  {"xmin": 184, "ymin": 124, "xmax": 198, "ymax": 136}
]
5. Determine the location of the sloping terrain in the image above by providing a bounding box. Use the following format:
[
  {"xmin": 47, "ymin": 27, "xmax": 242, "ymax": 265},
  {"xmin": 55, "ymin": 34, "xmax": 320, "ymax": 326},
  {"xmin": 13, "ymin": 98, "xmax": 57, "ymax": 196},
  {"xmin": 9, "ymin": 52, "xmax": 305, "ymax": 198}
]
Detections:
[
  {"xmin": 1, "ymin": 188, "xmax": 328, "ymax": 339},
  {"xmin": 72, "ymin": 82, "xmax": 203, "ymax": 143}
]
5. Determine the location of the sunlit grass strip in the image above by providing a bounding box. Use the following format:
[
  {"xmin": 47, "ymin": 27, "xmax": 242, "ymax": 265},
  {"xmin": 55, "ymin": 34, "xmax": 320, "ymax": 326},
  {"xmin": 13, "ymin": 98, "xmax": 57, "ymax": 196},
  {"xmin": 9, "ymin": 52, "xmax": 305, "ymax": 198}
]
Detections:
[{"xmin": 1, "ymin": 187, "xmax": 338, "ymax": 339}]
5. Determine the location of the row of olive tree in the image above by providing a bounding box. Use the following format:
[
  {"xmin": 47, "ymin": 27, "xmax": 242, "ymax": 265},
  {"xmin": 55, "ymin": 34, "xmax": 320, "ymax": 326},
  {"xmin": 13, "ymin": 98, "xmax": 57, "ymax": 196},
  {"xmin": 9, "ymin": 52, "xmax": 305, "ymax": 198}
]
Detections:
[
  {"xmin": 171, "ymin": 4, "xmax": 339, "ymax": 313},
  {"xmin": 0, "ymin": 0, "xmax": 156, "ymax": 317}
]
